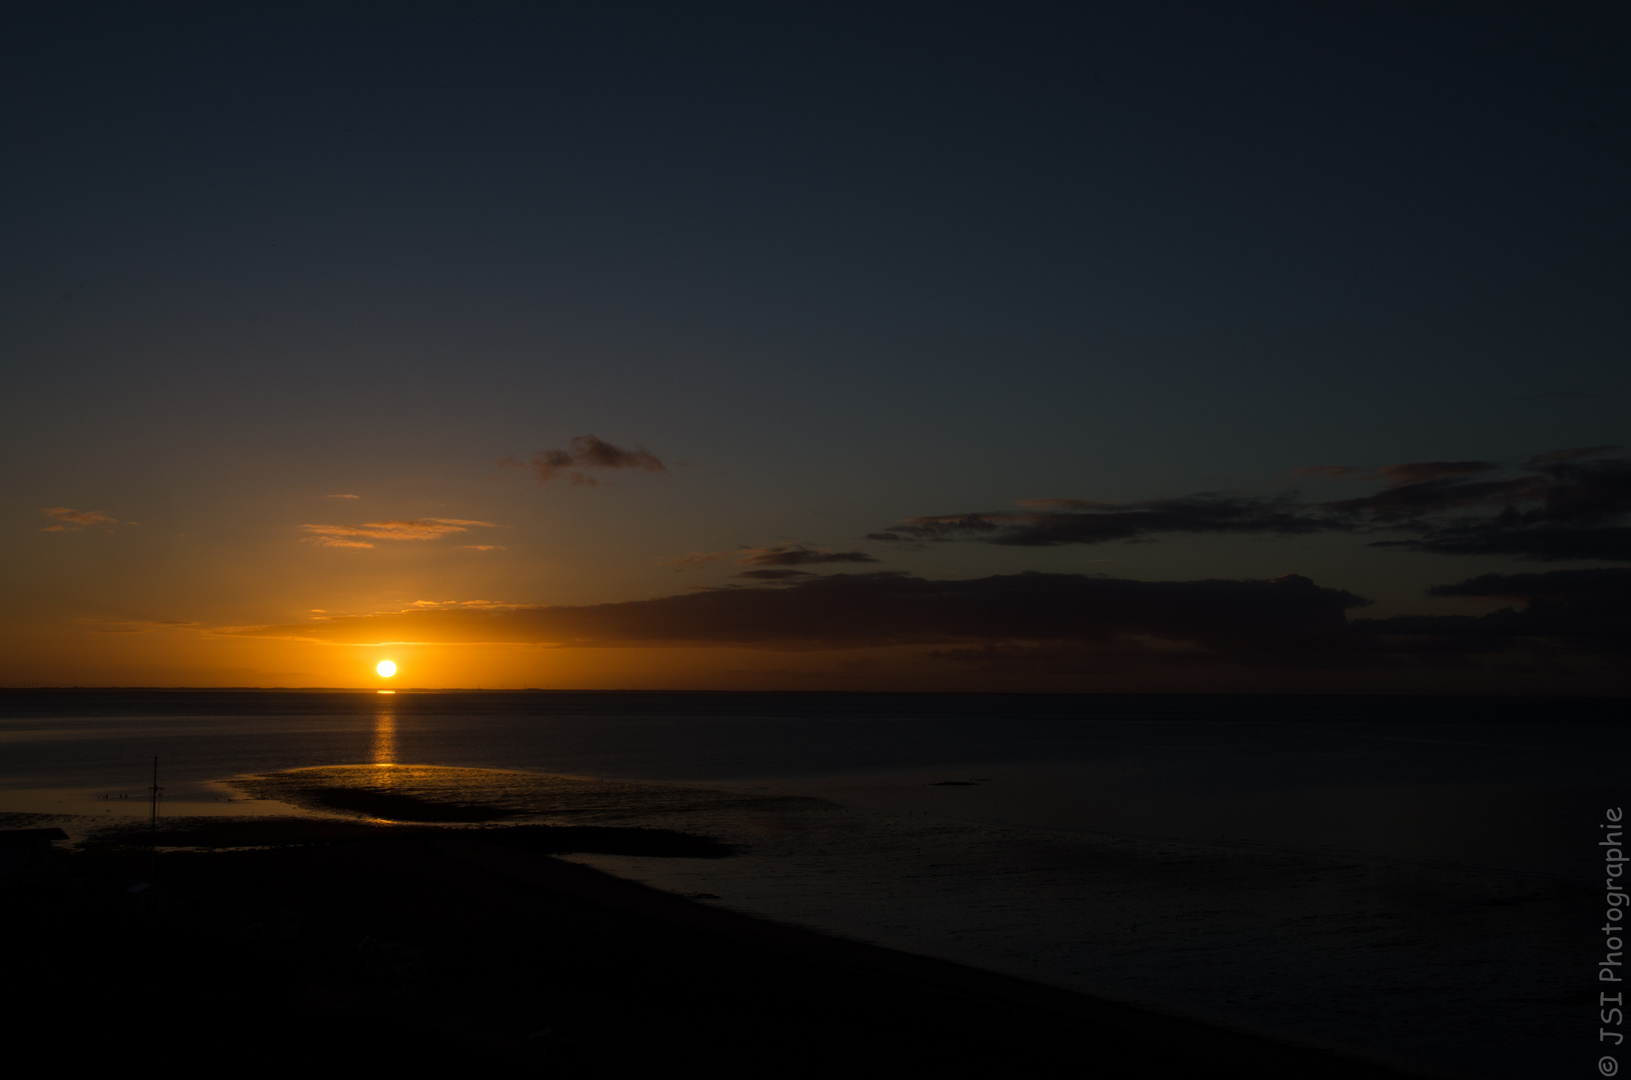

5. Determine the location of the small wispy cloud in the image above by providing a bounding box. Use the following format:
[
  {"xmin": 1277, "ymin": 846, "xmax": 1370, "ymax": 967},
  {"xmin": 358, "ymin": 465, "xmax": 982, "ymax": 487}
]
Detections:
[
  {"xmin": 404, "ymin": 599, "xmax": 523, "ymax": 611},
  {"xmin": 41, "ymin": 507, "xmax": 136, "ymax": 532},
  {"xmin": 521, "ymin": 434, "xmax": 669, "ymax": 486},
  {"xmin": 663, "ymin": 544, "xmax": 880, "ymax": 570},
  {"xmin": 301, "ymin": 518, "xmax": 500, "ymax": 550},
  {"xmin": 306, "ymin": 536, "xmax": 376, "ymax": 549},
  {"xmin": 740, "ymin": 545, "xmax": 880, "ymax": 567},
  {"xmin": 327, "ymin": 493, "xmax": 360, "ymax": 499},
  {"xmin": 462, "ymin": 544, "xmax": 505, "ymax": 551}
]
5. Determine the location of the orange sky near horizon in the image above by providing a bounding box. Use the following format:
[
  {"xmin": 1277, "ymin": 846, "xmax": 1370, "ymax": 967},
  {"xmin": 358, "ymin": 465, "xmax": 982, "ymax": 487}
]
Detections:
[
  {"xmin": 6, "ymin": 443, "xmax": 1629, "ymax": 696},
  {"xmin": 0, "ymin": 604, "xmax": 1616, "ymax": 696}
]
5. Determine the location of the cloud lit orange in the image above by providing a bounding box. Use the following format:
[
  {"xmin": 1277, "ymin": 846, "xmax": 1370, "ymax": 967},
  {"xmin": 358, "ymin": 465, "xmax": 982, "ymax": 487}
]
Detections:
[
  {"xmin": 40, "ymin": 507, "xmax": 130, "ymax": 531},
  {"xmin": 301, "ymin": 518, "xmax": 499, "ymax": 549}
]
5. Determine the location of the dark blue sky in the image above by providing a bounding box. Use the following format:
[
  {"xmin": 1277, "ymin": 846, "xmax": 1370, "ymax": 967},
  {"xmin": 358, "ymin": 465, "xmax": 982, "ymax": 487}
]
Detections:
[{"xmin": 3, "ymin": 2, "xmax": 1628, "ymax": 688}]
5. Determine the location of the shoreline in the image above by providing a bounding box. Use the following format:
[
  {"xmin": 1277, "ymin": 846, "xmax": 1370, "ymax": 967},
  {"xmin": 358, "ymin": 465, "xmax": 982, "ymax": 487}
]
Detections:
[{"xmin": 440, "ymin": 834, "xmax": 1438, "ymax": 1079}]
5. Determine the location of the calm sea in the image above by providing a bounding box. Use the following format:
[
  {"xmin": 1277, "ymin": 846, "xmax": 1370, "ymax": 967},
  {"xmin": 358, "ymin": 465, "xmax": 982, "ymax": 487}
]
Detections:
[{"xmin": 2, "ymin": 690, "xmax": 1624, "ymax": 1079}]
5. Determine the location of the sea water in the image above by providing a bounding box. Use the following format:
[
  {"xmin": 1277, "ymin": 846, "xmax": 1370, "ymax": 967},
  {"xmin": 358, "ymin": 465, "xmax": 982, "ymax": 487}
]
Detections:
[{"xmin": 1, "ymin": 690, "xmax": 1623, "ymax": 1079}]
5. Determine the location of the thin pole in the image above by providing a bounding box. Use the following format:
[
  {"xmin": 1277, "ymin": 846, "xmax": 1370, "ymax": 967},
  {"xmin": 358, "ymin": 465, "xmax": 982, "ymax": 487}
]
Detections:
[{"xmin": 148, "ymin": 756, "xmax": 162, "ymax": 886}]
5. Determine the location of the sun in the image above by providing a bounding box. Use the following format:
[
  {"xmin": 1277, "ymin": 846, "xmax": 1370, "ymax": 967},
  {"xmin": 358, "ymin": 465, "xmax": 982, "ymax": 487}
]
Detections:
[{"xmin": 376, "ymin": 660, "xmax": 397, "ymax": 678}]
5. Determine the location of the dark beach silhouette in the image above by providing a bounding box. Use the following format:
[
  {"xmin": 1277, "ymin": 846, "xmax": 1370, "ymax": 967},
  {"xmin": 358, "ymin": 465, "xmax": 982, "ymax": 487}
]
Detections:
[{"xmin": 5, "ymin": 813, "xmax": 1432, "ymax": 1077}]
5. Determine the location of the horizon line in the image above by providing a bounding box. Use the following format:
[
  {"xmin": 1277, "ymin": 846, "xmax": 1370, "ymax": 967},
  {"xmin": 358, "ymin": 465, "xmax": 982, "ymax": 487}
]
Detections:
[{"xmin": 0, "ymin": 686, "xmax": 1624, "ymax": 700}]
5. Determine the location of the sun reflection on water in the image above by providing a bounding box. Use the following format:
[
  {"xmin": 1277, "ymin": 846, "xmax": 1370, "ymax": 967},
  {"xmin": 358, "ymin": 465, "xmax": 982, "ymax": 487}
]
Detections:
[{"xmin": 373, "ymin": 702, "xmax": 396, "ymax": 767}]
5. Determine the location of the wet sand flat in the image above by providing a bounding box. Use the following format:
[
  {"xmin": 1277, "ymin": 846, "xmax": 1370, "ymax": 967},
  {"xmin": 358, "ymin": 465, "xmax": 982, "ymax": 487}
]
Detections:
[{"xmin": 3, "ymin": 763, "xmax": 1543, "ymax": 1076}]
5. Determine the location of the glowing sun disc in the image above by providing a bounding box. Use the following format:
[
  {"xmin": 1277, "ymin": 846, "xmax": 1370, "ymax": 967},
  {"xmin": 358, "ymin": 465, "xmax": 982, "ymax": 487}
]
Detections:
[{"xmin": 376, "ymin": 660, "xmax": 397, "ymax": 678}]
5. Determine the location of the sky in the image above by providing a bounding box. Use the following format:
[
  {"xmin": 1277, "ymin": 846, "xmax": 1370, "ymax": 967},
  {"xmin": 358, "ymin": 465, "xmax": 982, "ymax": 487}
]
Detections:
[{"xmin": 2, "ymin": 1, "xmax": 1628, "ymax": 692}]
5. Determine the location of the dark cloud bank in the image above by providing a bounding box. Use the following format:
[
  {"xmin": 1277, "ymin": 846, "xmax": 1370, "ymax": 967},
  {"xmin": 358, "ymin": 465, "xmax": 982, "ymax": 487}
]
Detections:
[
  {"xmin": 871, "ymin": 447, "xmax": 1631, "ymax": 563},
  {"xmin": 238, "ymin": 567, "xmax": 1631, "ymax": 679}
]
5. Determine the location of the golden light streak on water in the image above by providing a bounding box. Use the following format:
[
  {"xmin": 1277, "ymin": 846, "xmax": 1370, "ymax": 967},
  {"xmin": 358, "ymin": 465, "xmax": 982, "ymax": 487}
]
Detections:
[{"xmin": 372, "ymin": 701, "xmax": 396, "ymax": 767}]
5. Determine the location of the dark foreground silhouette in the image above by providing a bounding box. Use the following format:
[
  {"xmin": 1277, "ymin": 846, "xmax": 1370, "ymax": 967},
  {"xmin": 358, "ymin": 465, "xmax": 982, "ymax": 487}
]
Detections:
[{"xmin": 6, "ymin": 821, "xmax": 1433, "ymax": 1077}]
